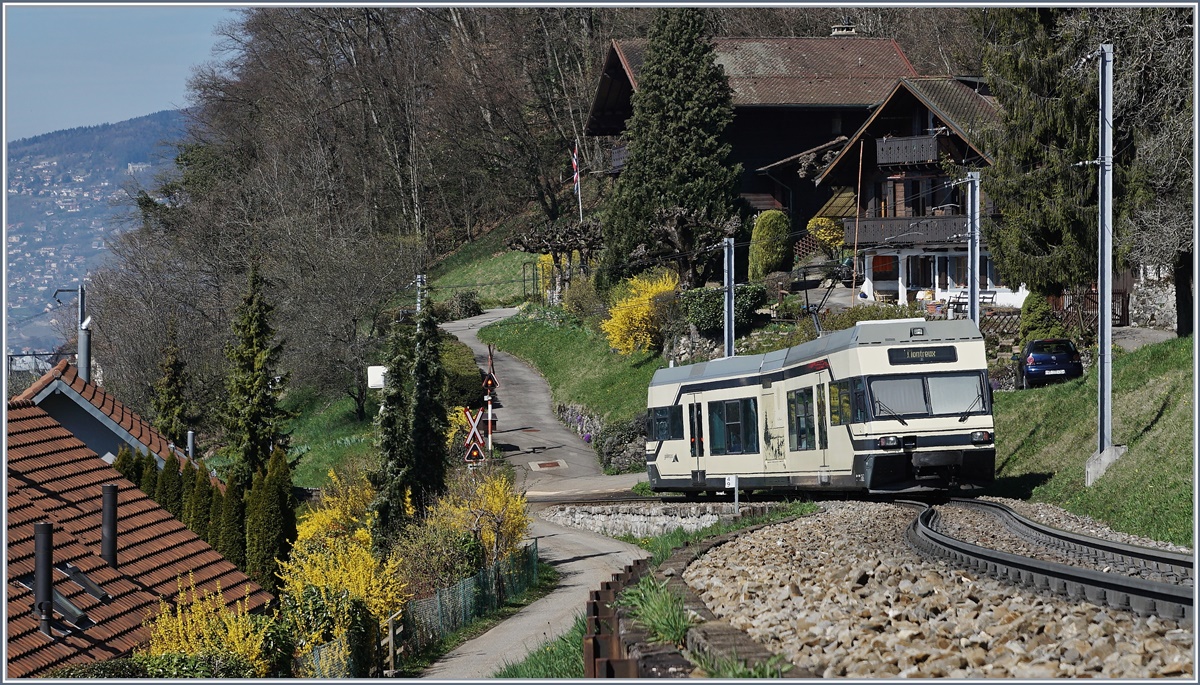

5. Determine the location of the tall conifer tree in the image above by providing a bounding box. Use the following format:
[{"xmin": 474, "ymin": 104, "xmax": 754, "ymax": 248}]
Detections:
[
  {"xmin": 151, "ymin": 318, "xmax": 194, "ymax": 446},
  {"xmin": 602, "ymin": 7, "xmax": 740, "ymax": 285},
  {"xmin": 369, "ymin": 320, "xmax": 414, "ymax": 553},
  {"xmin": 221, "ymin": 263, "xmax": 294, "ymax": 490},
  {"xmin": 406, "ymin": 304, "xmax": 449, "ymax": 515},
  {"xmin": 979, "ymin": 8, "xmax": 1098, "ymax": 296},
  {"xmin": 219, "ymin": 480, "xmax": 247, "ymax": 569},
  {"xmin": 245, "ymin": 447, "xmax": 295, "ymax": 595}
]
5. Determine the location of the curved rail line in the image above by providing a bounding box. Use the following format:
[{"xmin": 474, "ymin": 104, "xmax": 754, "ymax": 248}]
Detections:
[
  {"xmin": 899, "ymin": 500, "xmax": 1193, "ymax": 621},
  {"xmin": 948, "ymin": 498, "xmax": 1193, "ymax": 581}
]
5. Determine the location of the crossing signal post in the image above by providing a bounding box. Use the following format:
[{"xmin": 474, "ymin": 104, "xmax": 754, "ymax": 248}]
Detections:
[
  {"xmin": 464, "ymin": 407, "xmax": 486, "ymax": 465},
  {"xmin": 483, "ymin": 345, "xmax": 499, "ymax": 452}
]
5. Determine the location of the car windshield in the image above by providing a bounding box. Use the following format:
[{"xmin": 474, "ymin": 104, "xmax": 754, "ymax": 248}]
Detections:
[
  {"xmin": 867, "ymin": 372, "xmax": 987, "ymax": 419},
  {"xmin": 1030, "ymin": 341, "xmax": 1075, "ymax": 355}
]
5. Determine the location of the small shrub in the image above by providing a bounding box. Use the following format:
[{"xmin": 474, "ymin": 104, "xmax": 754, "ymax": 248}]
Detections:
[
  {"xmin": 679, "ymin": 284, "xmax": 768, "ymax": 333},
  {"xmin": 43, "ymin": 658, "xmax": 149, "ymax": 678},
  {"xmin": 441, "ymin": 334, "xmax": 484, "ymax": 409},
  {"xmin": 391, "ymin": 522, "xmax": 485, "ymax": 599},
  {"xmin": 748, "ymin": 210, "xmax": 791, "ymax": 280},
  {"xmin": 1019, "ymin": 291, "xmax": 1066, "ymax": 347},
  {"xmin": 136, "ymin": 651, "xmax": 257, "ymax": 678},
  {"xmin": 563, "ymin": 275, "xmax": 608, "ymax": 326},
  {"xmin": 445, "ymin": 290, "xmax": 484, "ymax": 320},
  {"xmin": 807, "ymin": 216, "xmax": 844, "ymax": 258},
  {"xmin": 600, "ymin": 270, "xmax": 680, "ymax": 354},
  {"xmin": 425, "ymin": 464, "xmax": 531, "ymax": 565}
]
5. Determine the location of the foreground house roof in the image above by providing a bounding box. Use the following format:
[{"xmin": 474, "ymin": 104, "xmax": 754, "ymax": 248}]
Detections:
[
  {"xmin": 6, "ymin": 399, "xmax": 272, "ymax": 678},
  {"xmin": 586, "ymin": 37, "xmax": 919, "ymax": 136},
  {"xmin": 16, "ymin": 360, "xmax": 182, "ymax": 466}
]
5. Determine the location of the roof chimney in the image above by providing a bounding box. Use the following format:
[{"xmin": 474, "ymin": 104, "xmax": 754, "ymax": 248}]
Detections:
[
  {"xmin": 34, "ymin": 522, "xmax": 54, "ymax": 637},
  {"xmin": 77, "ymin": 315, "xmax": 92, "ymax": 383},
  {"xmin": 101, "ymin": 484, "xmax": 118, "ymax": 568},
  {"xmin": 831, "ymin": 23, "xmax": 857, "ymax": 37}
]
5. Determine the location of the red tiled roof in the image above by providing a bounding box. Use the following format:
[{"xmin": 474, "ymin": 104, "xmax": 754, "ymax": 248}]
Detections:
[
  {"xmin": 16, "ymin": 360, "xmax": 177, "ymax": 464},
  {"xmin": 6, "ymin": 400, "xmax": 272, "ymax": 678}
]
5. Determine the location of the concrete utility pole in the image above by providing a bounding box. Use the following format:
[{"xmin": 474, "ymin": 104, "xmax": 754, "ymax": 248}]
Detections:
[
  {"xmin": 415, "ymin": 274, "xmax": 426, "ymax": 313},
  {"xmin": 1087, "ymin": 43, "xmax": 1124, "ymax": 486},
  {"xmin": 723, "ymin": 237, "xmax": 735, "ymax": 357},
  {"xmin": 54, "ymin": 283, "xmax": 90, "ymax": 382},
  {"xmin": 967, "ymin": 171, "xmax": 981, "ymax": 326}
]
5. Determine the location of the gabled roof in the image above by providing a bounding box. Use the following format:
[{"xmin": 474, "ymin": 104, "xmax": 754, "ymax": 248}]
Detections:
[
  {"xmin": 586, "ymin": 37, "xmax": 918, "ymax": 136},
  {"xmin": 6, "ymin": 400, "xmax": 272, "ymax": 677},
  {"xmin": 16, "ymin": 360, "xmax": 181, "ymax": 466},
  {"xmin": 814, "ymin": 76, "xmax": 1000, "ymax": 187}
]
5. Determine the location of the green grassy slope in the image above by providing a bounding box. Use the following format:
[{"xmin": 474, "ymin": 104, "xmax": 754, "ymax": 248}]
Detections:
[
  {"xmin": 428, "ymin": 219, "xmax": 534, "ymax": 306},
  {"xmin": 990, "ymin": 336, "xmax": 1194, "ymax": 546}
]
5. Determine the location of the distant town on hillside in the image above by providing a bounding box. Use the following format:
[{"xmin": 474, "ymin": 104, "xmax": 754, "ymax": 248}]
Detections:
[{"xmin": 6, "ymin": 110, "xmax": 188, "ymax": 363}]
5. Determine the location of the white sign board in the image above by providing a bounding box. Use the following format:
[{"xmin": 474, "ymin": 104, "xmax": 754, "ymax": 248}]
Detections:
[
  {"xmin": 368, "ymin": 365, "xmax": 388, "ymax": 389},
  {"xmin": 724, "ymin": 475, "xmax": 738, "ymax": 489}
]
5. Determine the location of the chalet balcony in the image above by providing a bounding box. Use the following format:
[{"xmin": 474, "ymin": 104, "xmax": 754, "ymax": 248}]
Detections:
[
  {"xmin": 876, "ymin": 135, "xmax": 953, "ymax": 169},
  {"xmin": 841, "ymin": 215, "xmax": 971, "ymax": 246}
]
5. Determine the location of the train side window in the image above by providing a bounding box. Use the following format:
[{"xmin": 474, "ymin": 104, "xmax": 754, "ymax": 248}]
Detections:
[
  {"xmin": 830, "ymin": 379, "xmax": 868, "ymax": 426},
  {"xmin": 648, "ymin": 406, "xmax": 684, "ymax": 441},
  {"xmin": 708, "ymin": 398, "xmax": 759, "ymax": 455},
  {"xmin": 816, "ymin": 384, "xmax": 828, "ymax": 450},
  {"xmin": 787, "ymin": 387, "xmax": 816, "ymax": 451}
]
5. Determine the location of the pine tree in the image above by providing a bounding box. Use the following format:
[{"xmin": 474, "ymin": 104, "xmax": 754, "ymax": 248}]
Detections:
[
  {"xmin": 139, "ymin": 453, "xmax": 159, "ymax": 495},
  {"xmin": 207, "ymin": 486, "xmax": 225, "ymax": 549},
  {"xmin": 112, "ymin": 445, "xmax": 136, "ymax": 481},
  {"xmin": 369, "ymin": 320, "xmax": 414, "ymax": 553},
  {"xmin": 407, "ymin": 304, "xmax": 449, "ymax": 516},
  {"xmin": 979, "ymin": 8, "xmax": 1098, "ymax": 296},
  {"xmin": 186, "ymin": 467, "xmax": 213, "ymax": 542},
  {"xmin": 244, "ymin": 447, "xmax": 295, "ymax": 595},
  {"xmin": 218, "ymin": 479, "xmax": 246, "ymax": 569},
  {"xmin": 221, "ymin": 263, "xmax": 294, "ymax": 491},
  {"xmin": 150, "ymin": 318, "xmax": 194, "ymax": 446},
  {"xmin": 180, "ymin": 458, "xmax": 197, "ymax": 520},
  {"xmin": 154, "ymin": 453, "xmax": 184, "ymax": 519},
  {"xmin": 602, "ymin": 7, "xmax": 740, "ymax": 286}
]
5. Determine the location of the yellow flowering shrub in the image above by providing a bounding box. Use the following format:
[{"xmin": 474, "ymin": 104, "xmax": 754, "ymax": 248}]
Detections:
[
  {"xmin": 600, "ymin": 270, "xmax": 679, "ymax": 354},
  {"xmin": 446, "ymin": 405, "xmax": 470, "ymax": 452},
  {"xmin": 808, "ymin": 216, "xmax": 844, "ymax": 255},
  {"xmin": 278, "ymin": 469, "xmax": 409, "ymax": 666},
  {"xmin": 537, "ymin": 253, "xmax": 556, "ymax": 293},
  {"xmin": 143, "ymin": 575, "xmax": 272, "ymax": 677},
  {"xmin": 426, "ymin": 465, "xmax": 530, "ymax": 565}
]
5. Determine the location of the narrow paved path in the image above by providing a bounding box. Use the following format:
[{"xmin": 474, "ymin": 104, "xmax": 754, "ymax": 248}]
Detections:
[{"xmin": 424, "ymin": 309, "xmax": 647, "ymax": 679}]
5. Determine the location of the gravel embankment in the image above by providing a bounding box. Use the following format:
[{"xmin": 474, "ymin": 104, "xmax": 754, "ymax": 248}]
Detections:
[{"xmin": 682, "ymin": 501, "xmax": 1193, "ymax": 678}]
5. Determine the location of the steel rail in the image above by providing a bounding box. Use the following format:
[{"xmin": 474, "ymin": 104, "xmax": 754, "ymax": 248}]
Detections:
[
  {"xmin": 949, "ymin": 497, "xmax": 1193, "ymax": 579},
  {"xmin": 898, "ymin": 500, "xmax": 1192, "ymax": 621}
]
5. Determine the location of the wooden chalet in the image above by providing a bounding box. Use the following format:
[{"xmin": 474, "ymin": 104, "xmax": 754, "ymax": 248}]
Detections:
[{"xmin": 585, "ymin": 35, "xmax": 918, "ymax": 224}]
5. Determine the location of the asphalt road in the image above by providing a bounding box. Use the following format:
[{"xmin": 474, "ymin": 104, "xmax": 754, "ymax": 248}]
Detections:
[{"xmin": 425, "ymin": 309, "xmax": 647, "ymax": 679}]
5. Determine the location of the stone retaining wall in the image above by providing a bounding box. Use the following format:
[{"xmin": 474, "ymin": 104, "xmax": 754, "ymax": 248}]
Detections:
[{"xmin": 540, "ymin": 502, "xmax": 770, "ymax": 539}]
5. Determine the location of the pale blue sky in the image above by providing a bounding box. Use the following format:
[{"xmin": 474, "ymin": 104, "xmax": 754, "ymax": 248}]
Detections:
[{"xmin": 3, "ymin": 4, "xmax": 238, "ymax": 142}]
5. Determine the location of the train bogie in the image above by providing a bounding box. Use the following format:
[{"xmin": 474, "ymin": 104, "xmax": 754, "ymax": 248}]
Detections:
[{"xmin": 645, "ymin": 318, "xmax": 996, "ymax": 496}]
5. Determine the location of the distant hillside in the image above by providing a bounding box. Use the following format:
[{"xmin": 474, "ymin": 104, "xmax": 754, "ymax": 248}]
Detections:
[
  {"xmin": 7, "ymin": 109, "xmax": 189, "ymax": 170},
  {"xmin": 6, "ymin": 110, "xmax": 190, "ymax": 355}
]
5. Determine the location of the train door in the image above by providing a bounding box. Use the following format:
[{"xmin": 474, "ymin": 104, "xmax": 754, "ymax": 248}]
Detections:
[
  {"xmin": 761, "ymin": 388, "xmax": 786, "ymax": 472},
  {"xmin": 686, "ymin": 397, "xmax": 706, "ymax": 487},
  {"xmin": 785, "ymin": 380, "xmax": 828, "ymax": 474}
]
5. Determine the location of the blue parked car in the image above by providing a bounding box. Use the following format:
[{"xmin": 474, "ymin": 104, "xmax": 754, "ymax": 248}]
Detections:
[{"xmin": 1017, "ymin": 338, "xmax": 1084, "ymax": 389}]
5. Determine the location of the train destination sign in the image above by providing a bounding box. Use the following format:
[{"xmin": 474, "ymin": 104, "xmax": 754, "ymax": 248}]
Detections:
[{"xmin": 887, "ymin": 346, "xmax": 958, "ymax": 365}]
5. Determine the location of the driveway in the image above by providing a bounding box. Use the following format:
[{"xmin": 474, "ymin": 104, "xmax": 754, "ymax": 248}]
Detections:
[{"xmin": 427, "ymin": 309, "xmax": 647, "ymax": 679}]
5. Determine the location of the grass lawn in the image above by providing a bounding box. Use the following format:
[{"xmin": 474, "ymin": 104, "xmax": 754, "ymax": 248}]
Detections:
[
  {"xmin": 285, "ymin": 389, "xmax": 378, "ymax": 489},
  {"xmin": 477, "ymin": 307, "xmax": 666, "ymax": 424},
  {"xmin": 429, "ymin": 218, "xmax": 534, "ymax": 307},
  {"xmin": 989, "ymin": 335, "xmax": 1194, "ymax": 546}
]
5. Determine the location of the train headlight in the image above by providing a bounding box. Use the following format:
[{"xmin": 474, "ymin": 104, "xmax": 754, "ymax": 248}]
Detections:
[
  {"xmin": 971, "ymin": 430, "xmax": 992, "ymax": 444},
  {"xmin": 877, "ymin": 436, "xmax": 901, "ymax": 449}
]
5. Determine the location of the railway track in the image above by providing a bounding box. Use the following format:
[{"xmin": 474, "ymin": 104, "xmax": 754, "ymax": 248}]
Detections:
[{"xmin": 901, "ymin": 499, "xmax": 1193, "ymax": 621}]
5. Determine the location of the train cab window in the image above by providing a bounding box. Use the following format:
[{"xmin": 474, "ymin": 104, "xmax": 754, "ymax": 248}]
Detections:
[
  {"xmin": 708, "ymin": 398, "xmax": 759, "ymax": 455},
  {"xmin": 647, "ymin": 406, "xmax": 684, "ymax": 441},
  {"xmin": 829, "ymin": 378, "xmax": 868, "ymax": 426},
  {"xmin": 786, "ymin": 387, "xmax": 817, "ymax": 451}
]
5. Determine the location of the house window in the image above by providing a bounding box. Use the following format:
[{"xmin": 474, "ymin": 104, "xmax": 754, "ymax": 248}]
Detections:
[
  {"xmin": 873, "ymin": 255, "xmax": 899, "ymax": 280},
  {"xmin": 708, "ymin": 398, "xmax": 759, "ymax": 455},
  {"xmin": 906, "ymin": 256, "xmax": 935, "ymax": 288}
]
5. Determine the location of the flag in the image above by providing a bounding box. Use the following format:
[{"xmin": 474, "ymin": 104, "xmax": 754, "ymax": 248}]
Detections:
[{"xmin": 571, "ymin": 142, "xmax": 580, "ymax": 196}]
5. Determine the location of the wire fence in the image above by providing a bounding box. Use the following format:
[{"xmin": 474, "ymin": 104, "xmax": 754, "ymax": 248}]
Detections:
[{"xmin": 383, "ymin": 540, "xmax": 540, "ymax": 670}]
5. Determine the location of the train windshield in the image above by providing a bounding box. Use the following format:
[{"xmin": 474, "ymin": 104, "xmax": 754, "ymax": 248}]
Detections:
[{"xmin": 867, "ymin": 371, "xmax": 987, "ymax": 420}]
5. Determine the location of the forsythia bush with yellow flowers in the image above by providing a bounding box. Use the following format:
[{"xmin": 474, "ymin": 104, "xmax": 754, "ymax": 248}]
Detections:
[
  {"xmin": 144, "ymin": 575, "xmax": 272, "ymax": 677},
  {"xmin": 426, "ymin": 465, "xmax": 530, "ymax": 566},
  {"xmin": 807, "ymin": 216, "xmax": 844, "ymax": 257},
  {"xmin": 600, "ymin": 269, "xmax": 679, "ymax": 354},
  {"xmin": 276, "ymin": 470, "xmax": 408, "ymax": 672}
]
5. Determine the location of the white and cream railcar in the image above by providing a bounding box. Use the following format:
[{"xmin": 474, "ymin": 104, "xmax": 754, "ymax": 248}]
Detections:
[{"xmin": 645, "ymin": 318, "xmax": 996, "ymax": 495}]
